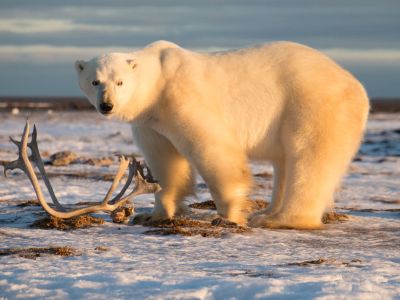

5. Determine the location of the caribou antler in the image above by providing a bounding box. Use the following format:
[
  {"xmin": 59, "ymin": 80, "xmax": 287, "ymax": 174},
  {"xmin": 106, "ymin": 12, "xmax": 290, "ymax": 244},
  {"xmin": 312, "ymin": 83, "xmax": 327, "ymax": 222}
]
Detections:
[{"xmin": 4, "ymin": 122, "xmax": 161, "ymax": 219}]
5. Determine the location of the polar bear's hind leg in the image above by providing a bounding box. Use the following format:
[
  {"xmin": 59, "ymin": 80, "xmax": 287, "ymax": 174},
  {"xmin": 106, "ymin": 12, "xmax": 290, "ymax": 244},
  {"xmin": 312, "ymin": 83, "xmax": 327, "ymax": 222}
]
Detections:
[{"xmin": 250, "ymin": 88, "xmax": 369, "ymax": 229}]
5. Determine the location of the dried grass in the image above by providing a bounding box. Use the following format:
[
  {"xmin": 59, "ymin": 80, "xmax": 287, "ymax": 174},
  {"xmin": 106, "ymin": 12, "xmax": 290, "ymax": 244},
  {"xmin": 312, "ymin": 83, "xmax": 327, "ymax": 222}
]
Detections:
[
  {"xmin": 0, "ymin": 246, "xmax": 77, "ymax": 260},
  {"xmin": 16, "ymin": 200, "xmax": 40, "ymax": 207},
  {"xmin": 49, "ymin": 151, "xmax": 77, "ymax": 166},
  {"xmin": 31, "ymin": 215, "xmax": 104, "ymax": 230},
  {"xmin": 287, "ymin": 258, "xmax": 362, "ymax": 267},
  {"xmin": 189, "ymin": 199, "xmax": 268, "ymax": 212},
  {"xmin": 189, "ymin": 200, "xmax": 216, "ymax": 210},
  {"xmin": 111, "ymin": 206, "xmax": 134, "ymax": 223},
  {"xmin": 322, "ymin": 212, "xmax": 349, "ymax": 224},
  {"xmin": 142, "ymin": 217, "xmax": 251, "ymax": 238},
  {"xmin": 94, "ymin": 246, "xmax": 109, "ymax": 252}
]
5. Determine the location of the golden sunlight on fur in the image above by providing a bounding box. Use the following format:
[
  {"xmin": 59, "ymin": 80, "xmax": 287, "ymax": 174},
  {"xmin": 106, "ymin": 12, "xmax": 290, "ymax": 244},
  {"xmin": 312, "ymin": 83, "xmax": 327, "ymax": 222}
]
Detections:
[{"xmin": 76, "ymin": 40, "xmax": 369, "ymax": 229}]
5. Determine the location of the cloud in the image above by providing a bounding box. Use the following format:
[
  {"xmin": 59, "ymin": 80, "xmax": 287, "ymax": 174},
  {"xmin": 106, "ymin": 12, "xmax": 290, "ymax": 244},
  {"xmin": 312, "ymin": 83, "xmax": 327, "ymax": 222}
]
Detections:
[
  {"xmin": 0, "ymin": 45, "xmax": 136, "ymax": 64},
  {"xmin": 0, "ymin": 18, "xmax": 164, "ymax": 34},
  {"xmin": 0, "ymin": 44, "xmax": 399, "ymax": 65},
  {"xmin": 324, "ymin": 48, "xmax": 400, "ymax": 63},
  {"xmin": 0, "ymin": 44, "xmax": 225, "ymax": 64}
]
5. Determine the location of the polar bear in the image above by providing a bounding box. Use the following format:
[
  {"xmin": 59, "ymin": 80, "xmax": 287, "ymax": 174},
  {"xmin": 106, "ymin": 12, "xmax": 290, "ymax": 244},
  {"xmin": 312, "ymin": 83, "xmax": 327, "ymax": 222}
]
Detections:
[{"xmin": 75, "ymin": 40, "xmax": 369, "ymax": 229}]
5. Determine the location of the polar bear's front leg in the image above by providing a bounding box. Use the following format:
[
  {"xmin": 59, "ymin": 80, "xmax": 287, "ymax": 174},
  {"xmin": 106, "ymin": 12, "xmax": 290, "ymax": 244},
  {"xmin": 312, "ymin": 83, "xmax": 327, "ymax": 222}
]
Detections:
[
  {"xmin": 132, "ymin": 127, "xmax": 194, "ymax": 221},
  {"xmin": 189, "ymin": 142, "xmax": 252, "ymax": 226}
]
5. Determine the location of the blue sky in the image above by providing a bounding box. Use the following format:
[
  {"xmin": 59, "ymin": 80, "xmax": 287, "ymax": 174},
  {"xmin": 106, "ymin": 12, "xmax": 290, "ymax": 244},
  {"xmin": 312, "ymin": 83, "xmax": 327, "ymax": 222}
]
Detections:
[{"xmin": 0, "ymin": 0, "xmax": 399, "ymax": 97}]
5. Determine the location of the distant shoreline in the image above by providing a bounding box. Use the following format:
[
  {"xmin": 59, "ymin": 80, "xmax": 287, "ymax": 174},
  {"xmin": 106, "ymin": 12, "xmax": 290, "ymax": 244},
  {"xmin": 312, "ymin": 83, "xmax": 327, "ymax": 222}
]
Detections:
[{"xmin": 0, "ymin": 96, "xmax": 399, "ymax": 113}]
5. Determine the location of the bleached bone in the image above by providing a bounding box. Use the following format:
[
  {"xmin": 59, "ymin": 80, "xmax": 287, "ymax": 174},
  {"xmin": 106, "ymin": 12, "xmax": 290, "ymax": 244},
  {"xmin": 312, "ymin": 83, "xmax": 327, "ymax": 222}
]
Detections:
[{"xmin": 4, "ymin": 122, "xmax": 161, "ymax": 219}]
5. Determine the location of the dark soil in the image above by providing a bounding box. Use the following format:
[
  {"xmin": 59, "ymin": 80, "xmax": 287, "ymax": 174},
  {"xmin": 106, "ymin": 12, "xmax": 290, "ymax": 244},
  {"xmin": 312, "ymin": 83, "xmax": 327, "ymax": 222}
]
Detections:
[
  {"xmin": 42, "ymin": 171, "xmax": 118, "ymax": 181},
  {"xmin": 368, "ymin": 197, "xmax": 400, "ymax": 205},
  {"xmin": 16, "ymin": 200, "xmax": 40, "ymax": 207},
  {"xmin": 31, "ymin": 215, "xmax": 104, "ymax": 230},
  {"xmin": 111, "ymin": 206, "xmax": 134, "ymax": 223},
  {"xmin": 287, "ymin": 258, "xmax": 363, "ymax": 267},
  {"xmin": 142, "ymin": 217, "xmax": 251, "ymax": 238},
  {"xmin": 94, "ymin": 246, "xmax": 109, "ymax": 252},
  {"xmin": 189, "ymin": 200, "xmax": 216, "ymax": 210},
  {"xmin": 247, "ymin": 199, "xmax": 269, "ymax": 211},
  {"xmin": 49, "ymin": 151, "xmax": 78, "ymax": 166},
  {"xmin": 344, "ymin": 207, "xmax": 400, "ymax": 213},
  {"xmin": 254, "ymin": 172, "xmax": 273, "ymax": 179},
  {"xmin": 188, "ymin": 199, "xmax": 269, "ymax": 212},
  {"xmin": 83, "ymin": 157, "xmax": 114, "ymax": 166},
  {"xmin": 0, "ymin": 246, "xmax": 77, "ymax": 260},
  {"xmin": 47, "ymin": 151, "xmax": 115, "ymax": 167},
  {"xmin": 322, "ymin": 212, "xmax": 349, "ymax": 224}
]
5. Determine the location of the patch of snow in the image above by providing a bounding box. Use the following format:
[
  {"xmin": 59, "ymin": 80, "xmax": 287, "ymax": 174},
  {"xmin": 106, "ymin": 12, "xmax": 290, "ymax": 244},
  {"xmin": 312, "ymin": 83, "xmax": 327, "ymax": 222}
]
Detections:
[{"xmin": 0, "ymin": 112, "xmax": 399, "ymax": 299}]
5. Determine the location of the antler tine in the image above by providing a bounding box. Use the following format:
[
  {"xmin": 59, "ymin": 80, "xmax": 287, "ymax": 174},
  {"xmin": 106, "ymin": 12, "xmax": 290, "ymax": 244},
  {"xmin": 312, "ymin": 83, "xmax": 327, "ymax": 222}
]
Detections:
[
  {"xmin": 3, "ymin": 160, "xmax": 23, "ymax": 177},
  {"xmin": 110, "ymin": 162, "xmax": 161, "ymax": 207},
  {"xmin": 4, "ymin": 121, "xmax": 65, "ymax": 217},
  {"xmin": 108, "ymin": 158, "xmax": 137, "ymax": 205},
  {"xmin": 101, "ymin": 156, "xmax": 130, "ymax": 205},
  {"xmin": 134, "ymin": 163, "xmax": 162, "ymax": 194},
  {"xmin": 4, "ymin": 122, "xmax": 30, "ymax": 176},
  {"xmin": 28, "ymin": 124, "xmax": 65, "ymax": 210},
  {"xmin": 9, "ymin": 136, "xmax": 21, "ymax": 147},
  {"xmin": 5, "ymin": 122, "xmax": 162, "ymax": 220}
]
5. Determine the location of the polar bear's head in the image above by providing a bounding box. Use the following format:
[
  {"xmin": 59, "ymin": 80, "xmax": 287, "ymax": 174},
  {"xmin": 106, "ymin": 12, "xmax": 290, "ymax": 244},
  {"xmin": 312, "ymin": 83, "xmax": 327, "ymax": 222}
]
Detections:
[{"xmin": 75, "ymin": 53, "xmax": 138, "ymax": 118}]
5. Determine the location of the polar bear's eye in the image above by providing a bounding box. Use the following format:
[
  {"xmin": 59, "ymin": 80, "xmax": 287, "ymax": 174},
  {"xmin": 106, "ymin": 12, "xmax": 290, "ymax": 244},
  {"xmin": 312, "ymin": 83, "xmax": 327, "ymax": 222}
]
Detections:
[
  {"xmin": 92, "ymin": 80, "xmax": 100, "ymax": 86},
  {"xmin": 117, "ymin": 81, "xmax": 123, "ymax": 86}
]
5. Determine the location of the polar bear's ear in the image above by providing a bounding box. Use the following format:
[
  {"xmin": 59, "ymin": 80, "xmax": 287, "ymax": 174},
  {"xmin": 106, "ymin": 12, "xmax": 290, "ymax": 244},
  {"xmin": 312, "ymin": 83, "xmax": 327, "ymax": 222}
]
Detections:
[
  {"xmin": 75, "ymin": 60, "xmax": 86, "ymax": 73},
  {"xmin": 127, "ymin": 59, "xmax": 137, "ymax": 70}
]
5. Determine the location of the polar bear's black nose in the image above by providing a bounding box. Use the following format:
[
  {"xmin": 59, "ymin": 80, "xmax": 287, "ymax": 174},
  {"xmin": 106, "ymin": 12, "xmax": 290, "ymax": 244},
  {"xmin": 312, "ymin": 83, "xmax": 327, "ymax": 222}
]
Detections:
[{"xmin": 99, "ymin": 102, "xmax": 113, "ymax": 114}]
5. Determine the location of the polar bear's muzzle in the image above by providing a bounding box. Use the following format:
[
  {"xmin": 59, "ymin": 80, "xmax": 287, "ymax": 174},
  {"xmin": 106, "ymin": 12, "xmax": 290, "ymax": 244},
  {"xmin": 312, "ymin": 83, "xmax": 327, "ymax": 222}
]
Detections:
[
  {"xmin": 97, "ymin": 88, "xmax": 114, "ymax": 115},
  {"xmin": 99, "ymin": 101, "xmax": 114, "ymax": 115}
]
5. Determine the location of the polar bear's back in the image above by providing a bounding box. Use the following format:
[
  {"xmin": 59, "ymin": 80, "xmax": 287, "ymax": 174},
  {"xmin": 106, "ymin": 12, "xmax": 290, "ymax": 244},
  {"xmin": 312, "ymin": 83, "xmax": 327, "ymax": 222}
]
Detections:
[
  {"xmin": 207, "ymin": 41, "xmax": 360, "ymax": 94},
  {"xmin": 154, "ymin": 41, "xmax": 368, "ymax": 157},
  {"xmin": 202, "ymin": 42, "xmax": 368, "ymax": 157},
  {"xmin": 205, "ymin": 42, "xmax": 368, "ymax": 147}
]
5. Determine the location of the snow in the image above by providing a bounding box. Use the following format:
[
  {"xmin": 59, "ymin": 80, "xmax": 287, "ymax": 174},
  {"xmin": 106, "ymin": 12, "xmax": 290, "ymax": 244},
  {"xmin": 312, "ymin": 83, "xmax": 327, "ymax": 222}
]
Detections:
[{"xmin": 0, "ymin": 111, "xmax": 399, "ymax": 299}]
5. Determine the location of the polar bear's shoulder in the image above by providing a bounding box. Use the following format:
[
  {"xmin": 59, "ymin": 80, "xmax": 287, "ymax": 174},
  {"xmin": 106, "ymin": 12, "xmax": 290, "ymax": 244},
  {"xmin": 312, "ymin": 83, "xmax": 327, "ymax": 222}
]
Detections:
[
  {"xmin": 142, "ymin": 40, "xmax": 186, "ymax": 67},
  {"xmin": 144, "ymin": 40, "xmax": 181, "ymax": 52},
  {"xmin": 142, "ymin": 41, "xmax": 195, "ymax": 79}
]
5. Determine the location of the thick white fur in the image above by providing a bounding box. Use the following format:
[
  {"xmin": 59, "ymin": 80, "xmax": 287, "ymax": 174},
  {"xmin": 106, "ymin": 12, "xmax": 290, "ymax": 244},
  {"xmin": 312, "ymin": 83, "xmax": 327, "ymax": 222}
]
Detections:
[{"xmin": 75, "ymin": 40, "xmax": 369, "ymax": 229}]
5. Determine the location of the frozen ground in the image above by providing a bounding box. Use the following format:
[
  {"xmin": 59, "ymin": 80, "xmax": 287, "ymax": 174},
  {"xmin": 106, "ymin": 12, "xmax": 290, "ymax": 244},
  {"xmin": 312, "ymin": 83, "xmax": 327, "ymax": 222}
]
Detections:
[{"xmin": 0, "ymin": 111, "xmax": 399, "ymax": 299}]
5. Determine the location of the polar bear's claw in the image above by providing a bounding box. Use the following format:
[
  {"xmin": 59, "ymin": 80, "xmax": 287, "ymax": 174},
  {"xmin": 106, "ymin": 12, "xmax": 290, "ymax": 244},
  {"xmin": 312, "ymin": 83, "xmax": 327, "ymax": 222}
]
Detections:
[
  {"xmin": 131, "ymin": 213, "xmax": 157, "ymax": 225},
  {"xmin": 211, "ymin": 217, "xmax": 240, "ymax": 228}
]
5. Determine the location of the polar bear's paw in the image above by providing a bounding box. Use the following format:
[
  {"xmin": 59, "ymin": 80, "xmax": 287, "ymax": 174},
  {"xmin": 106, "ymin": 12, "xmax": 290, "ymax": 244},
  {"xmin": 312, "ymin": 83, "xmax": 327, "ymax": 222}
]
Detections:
[
  {"xmin": 248, "ymin": 215, "xmax": 293, "ymax": 229},
  {"xmin": 131, "ymin": 212, "xmax": 163, "ymax": 225},
  {"xmin": 131, "ymin": 204, "xmax": 190, "ymax": 225},
  {"xmin": 249, "ymin": 213, "xmax": 323, "ymax": 230}
]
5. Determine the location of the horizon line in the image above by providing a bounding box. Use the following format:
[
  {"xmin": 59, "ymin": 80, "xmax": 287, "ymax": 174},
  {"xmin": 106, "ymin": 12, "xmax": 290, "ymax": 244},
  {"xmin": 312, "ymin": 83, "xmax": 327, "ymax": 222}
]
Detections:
[{"xmin": 0, "ymin": 96, "xmax": 399, "ymax": 113}]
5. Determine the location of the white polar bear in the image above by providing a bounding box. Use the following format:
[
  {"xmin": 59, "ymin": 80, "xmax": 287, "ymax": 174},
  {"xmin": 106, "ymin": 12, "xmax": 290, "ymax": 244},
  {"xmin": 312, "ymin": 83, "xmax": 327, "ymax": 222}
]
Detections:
[{"xmin": 75, "ymin": 40, "xmax": 369, "ymax": 229}]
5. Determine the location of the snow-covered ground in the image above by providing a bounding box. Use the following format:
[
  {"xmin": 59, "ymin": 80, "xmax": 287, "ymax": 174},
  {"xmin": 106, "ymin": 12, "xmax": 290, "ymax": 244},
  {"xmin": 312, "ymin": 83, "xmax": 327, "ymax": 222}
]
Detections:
[{"xmin": 0, "ymin": 111, "xmax": 399, "ymax": 299}]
